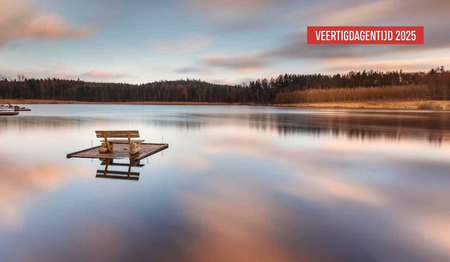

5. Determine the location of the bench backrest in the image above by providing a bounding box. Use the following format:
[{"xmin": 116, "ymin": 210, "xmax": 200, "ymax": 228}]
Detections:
[{"xmin": 96, "ymin": 130, "xmax": 140, "ymax": 138}]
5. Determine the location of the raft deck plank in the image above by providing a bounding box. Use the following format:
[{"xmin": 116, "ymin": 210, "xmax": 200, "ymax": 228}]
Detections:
[{"xmin": 67, "ymin": 143, "xmax": 168, "ymax": 160}]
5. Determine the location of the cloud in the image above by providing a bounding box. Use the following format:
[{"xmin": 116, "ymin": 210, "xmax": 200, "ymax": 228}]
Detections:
[
  {"xmin": 285, "ymin": 0, "xmax": 450, "ymax": 26},
  {"xmin": 0, "ymin": 0, "xmax": 93, "ymax": 44},
  {"xmin": 180, "ymin": 0, "xmax": 450, "ymax": 78},
  {"xmin": 202, "ymin": 53, "xmax": 267, "ymax": 72},
  {"xmin": 322, "ymin": 54, "xmax": 450, "ymax": 73},
  {"xmin": 176, "ymin": 66, "xmax": 203, "ymax": 73},
  {"xmin": 82, "ymin": 70, "xmax": 134, "ymax": 79},
  {"xmin": 150, "ymin": 34, "xmax": 212, "ymax": 53},
  {"xmin": 184, "ymin": 0, "xmax": 292, "ymax": 32},
  {"xmin": 188, "ymin": 0, "xmax": 274, "ymax": 14},
  {"xmin": 181, "ymin": 0, "xmax": 450, "ymax": 74},
  {"xmin": 273, "ymin": 0, "xmax": 450, "ymax": 60}
]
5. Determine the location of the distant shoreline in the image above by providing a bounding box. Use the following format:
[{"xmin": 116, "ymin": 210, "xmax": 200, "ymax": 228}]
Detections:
[{"xmin": 1, "ymin": 99, "xmax": 449, "ymax": 111}]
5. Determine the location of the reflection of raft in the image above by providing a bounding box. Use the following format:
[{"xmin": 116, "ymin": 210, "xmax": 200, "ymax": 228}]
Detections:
[
  {"xmin": 96, "ymin": 159, "xmax": 143, "ymax": 181},
  {"xmin": 66, "ymin": 143, "xmax": 168, "ymax": 161}
]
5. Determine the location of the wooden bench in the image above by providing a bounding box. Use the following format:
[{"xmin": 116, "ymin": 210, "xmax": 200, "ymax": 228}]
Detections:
[{"xmin": 96, "ymin": 130, "xmax": 145, "ymax": 154}]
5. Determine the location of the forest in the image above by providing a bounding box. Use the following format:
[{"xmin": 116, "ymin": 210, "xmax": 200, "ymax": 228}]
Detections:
[{"xmin": 0, "ymin": 67, "xmax": 448, "ymax": 103}]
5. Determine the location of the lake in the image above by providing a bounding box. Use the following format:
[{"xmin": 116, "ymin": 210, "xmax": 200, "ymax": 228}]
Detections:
[{"xmin": 1, "ymin": 104, "xmax": 449, "ymax": 262}]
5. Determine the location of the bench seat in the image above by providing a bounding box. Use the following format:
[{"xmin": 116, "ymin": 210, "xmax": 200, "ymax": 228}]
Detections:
[
  {"xmin": 96, "ymin": 130, "xmax": 144, "ymax": 154},
  {"xmin": 101, "ymin": 139, "xmax": 145, "ymax": 144}
]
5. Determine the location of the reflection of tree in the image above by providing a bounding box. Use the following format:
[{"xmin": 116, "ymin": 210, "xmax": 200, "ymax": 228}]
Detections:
[
  {"xmin": 2, "ymin": 110, "xmax": 449, "ymax": 145},
  {"xmin": 248, "ymin": 112, "xmax": 450, "ymax": 145},
  {"xmin": 0, "ymin": 115, "xmax": 204, "ymax": 133}
]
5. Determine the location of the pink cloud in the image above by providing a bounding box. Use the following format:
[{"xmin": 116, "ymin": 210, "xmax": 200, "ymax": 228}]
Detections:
[
  {"xmin": 82, "ymin": 69, "xmax": 134, "ymax": 79},
  {"xmin": 84, "ymin": 69, "xmax": 112, "ymax": 77},
  {"xmin": 0, "ymin": 0, "xmax": 93, "ymax": 43}
]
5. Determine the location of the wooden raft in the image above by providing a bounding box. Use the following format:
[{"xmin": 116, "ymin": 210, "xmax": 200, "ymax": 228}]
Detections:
[{"xmin": 67, "ymin": 143, "xmax": 168, "ymax": 161}]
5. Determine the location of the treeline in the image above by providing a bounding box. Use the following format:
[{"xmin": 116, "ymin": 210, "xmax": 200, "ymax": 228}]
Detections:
[
  {"xmin": 0, "ymin": 67, "xmax": 448, "ymax": 103},
  {"xmin": 0, "ymin": 79, "xmax": 249, "ymax": 103}
]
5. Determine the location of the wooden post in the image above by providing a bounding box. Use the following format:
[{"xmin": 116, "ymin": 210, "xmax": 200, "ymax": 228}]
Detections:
[{"xmin": 103, "ymin": 134, "xmax": 112, "ymax": 152}]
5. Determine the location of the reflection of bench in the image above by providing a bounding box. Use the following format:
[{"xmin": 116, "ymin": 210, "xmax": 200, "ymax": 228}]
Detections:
[
  {"xmin": 96, "ymin": 130, "xmax": 145, "ymax": 154},
  {"xmin": 96, "ymin": 159, "xmax": 142, "ymax": 180}
]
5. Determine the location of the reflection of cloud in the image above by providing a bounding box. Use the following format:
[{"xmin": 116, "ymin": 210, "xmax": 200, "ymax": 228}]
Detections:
[
  {"xmin": 179, "ymin": 155, "xmax": 211, "ymax": 171},
  {"xmin": 203, "ymin": 137, "xmax": 263, "ymax": 157},
  {"xmin": 199, "ymin": 127, "xmax": 450, "ymax": 259},
  {"xmin": 417, "ymin": 215, "xmax": 450, "ymax": 255},
  {"xmin": 0, "ymin": 0, "xmax": 93, "ymax": 44},
  {"xmin": 179, "ymin": 180, "xmax": 296, "ymax": 262},
  {"xmin": 311, "ymin": 177, "xmax": 384, "ymax": 206},
  {"xmin": 0, "ymin": 164, "xmax": 88, "ymax": 230}
]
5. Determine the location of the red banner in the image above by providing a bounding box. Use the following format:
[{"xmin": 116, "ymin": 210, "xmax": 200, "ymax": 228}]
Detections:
[{"xmin": 307, "ymin": 26, "xmax": 424, "ymax": 44}]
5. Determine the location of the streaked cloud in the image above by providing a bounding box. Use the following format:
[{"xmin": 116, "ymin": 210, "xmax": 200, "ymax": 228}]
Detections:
[
  {"xmin": 274, "ymin": 0, "xmax": 450, "ymax": 60},
  {"xmin": 185, "ymin": 0, "xmax": 277, "ymax": 31},
  {"xmin": 202, "ymin": 53, "xmax": 267, "ymax": 72},
  {"xmin": 0, "ymin": 0, "xmax": 449, "ymax": 83},
  {"xmin": 322, "ymin": 54, "xmax": 450, "ymax": 73}
]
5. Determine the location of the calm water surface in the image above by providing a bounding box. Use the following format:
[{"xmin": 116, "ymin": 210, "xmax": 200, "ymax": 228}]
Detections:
[{"xmin": 1, "ymin": 104, "xmax": 449, "ymax": 261}]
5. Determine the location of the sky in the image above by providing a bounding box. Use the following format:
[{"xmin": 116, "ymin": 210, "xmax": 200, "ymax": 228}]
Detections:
[{"xmin": 0, "ymin": 0, "xmax": 449, "ymax": 84}]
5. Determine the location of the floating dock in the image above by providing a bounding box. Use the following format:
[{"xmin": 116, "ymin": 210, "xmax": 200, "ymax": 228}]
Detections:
[
  {"xmin": 67, "ymin": 143, "xmax": 168, "ymax": 161},
  {"xmin": 0, "ymin": 104, "xmax": 31, "ymax": 111},
  {"xmin": 0, "ymin": 104, "xmax": 31, "ymax": 115},
  {"xmin": 0, "ymin": 111, "xmax": 19, "ymax": 116}
]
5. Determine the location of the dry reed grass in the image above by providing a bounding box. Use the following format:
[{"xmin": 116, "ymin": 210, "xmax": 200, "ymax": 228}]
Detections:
[{"xmin": 275, "ymin": 85, "xmax": 431, "ymax": 104}]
